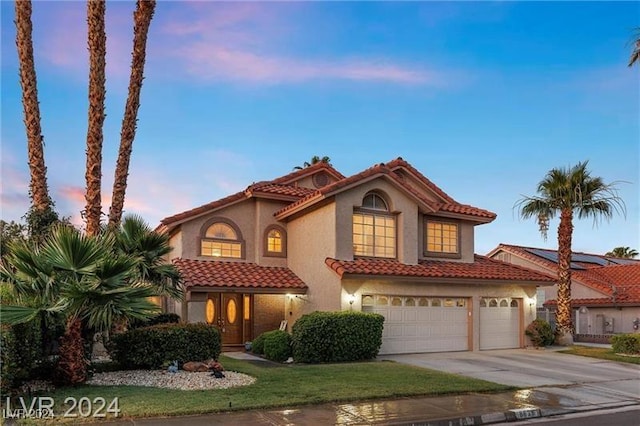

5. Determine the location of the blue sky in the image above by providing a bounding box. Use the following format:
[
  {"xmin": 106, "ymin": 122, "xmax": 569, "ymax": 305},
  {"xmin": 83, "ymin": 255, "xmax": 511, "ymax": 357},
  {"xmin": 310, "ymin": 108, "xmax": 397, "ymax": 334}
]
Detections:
[{"xmin": 1, "ymin": 1, "xmax": 638, "ymax": 255}]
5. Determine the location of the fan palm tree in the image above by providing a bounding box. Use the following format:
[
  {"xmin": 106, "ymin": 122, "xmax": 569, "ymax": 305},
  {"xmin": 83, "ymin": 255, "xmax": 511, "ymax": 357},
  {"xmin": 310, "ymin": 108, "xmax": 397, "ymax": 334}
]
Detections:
[
  {"xmin": 111, "ymin": 215, "xmax": 182, "ymax": 300},
  {"xmin": 294, "ymin": 155, "xmax": 331, "ymax": 170},
  {"xmin": 516, "ymin": 161, "xmax": 625, "ymax": 344},
  {"xmin": 84, "ymin": 0, "xmax": 107, "ymax": 236},
  {"xmin": 1, "ymin": 225, "xmax": 159, "ymax": 383},
  {"xmin": 14, "ymin": 0, "xmax": 58, "ymax": 236},
  {"xmin": 108, "ymin": 0, "xmax": 156, "ymax": 229},
  {"xmin": 629, "ymin": 28, "xmax": 640, "ymax": 68},
  {"xmin": 606, "ymin": 246, "xmax": 639, "ymax": 259}
]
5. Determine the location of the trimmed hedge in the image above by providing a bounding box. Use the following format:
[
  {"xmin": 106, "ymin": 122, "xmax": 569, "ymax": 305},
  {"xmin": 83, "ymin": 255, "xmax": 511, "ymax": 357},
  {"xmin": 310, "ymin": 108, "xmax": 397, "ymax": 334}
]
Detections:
[
  {"xmin": 108, "ymin": 323, "xmax": 221, "ymax": 369},
  {"xmin": 1, "ymin": 321, "xmax": 43, "ymax": 394},
  {"xmin": 263, "ymin": 330, "xmax": 292, "ymax": 362},
  {"xmin": 129, "ymin": 313, "xmax": 181, "ymax": 329},
  {"xmin": 611, "ymin": 333, "xmax": 640, "ymax": 355},
  {"xmin": 292, "ymin": 311, "xmax": 384, "ymax": 363},
  {"xmin": 525, "ymin": 319, "xmax": 555, "ymax": 347}
]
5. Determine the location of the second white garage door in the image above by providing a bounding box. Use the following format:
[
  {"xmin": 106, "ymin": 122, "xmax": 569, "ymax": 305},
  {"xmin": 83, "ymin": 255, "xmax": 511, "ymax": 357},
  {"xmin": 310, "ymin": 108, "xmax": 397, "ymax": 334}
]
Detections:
[
  {"xmin": 479, "ymin": 297, "xmax": 521, "ymax": 350},
  {"xmin": 363, "ymin": 295, "xmax": 469, "ymax": 355}
]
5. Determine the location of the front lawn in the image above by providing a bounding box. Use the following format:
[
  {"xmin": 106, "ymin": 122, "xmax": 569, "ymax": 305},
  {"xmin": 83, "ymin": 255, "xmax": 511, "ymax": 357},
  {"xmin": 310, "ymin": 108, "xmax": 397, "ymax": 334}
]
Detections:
[
  {"xmin": 24, "ymin": 356, "xmax": 513, "ymax": 421},
  {"xmin": 558, "ymin": 345, "xmax": 640, "ymax": 364}
]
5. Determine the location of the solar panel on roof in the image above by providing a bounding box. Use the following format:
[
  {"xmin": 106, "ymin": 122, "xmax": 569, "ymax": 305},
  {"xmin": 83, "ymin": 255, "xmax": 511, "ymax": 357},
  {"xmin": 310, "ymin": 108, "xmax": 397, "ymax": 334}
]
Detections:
[{"xmin": 524, "ymin": 248, "xmax": 586, "ymax": 270}]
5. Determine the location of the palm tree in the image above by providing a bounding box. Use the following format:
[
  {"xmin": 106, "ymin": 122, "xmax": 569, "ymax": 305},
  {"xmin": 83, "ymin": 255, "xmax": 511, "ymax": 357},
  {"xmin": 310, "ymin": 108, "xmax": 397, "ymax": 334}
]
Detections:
[
  {"xmin": 111, "ymin": 215, "xmax": 182, "ymax": 300},
  {"xmin": 1, "ymin": 225, "xmax": 159, "ymax": 383},
  {"xmin": 14, "ymin": 0, "xmax": 58, "ymax": 237},
  {"xmin": 629, "ymin": 28, "xmax": 640, "ymax": 68},
  {"xmin": 294, "ymin": 155, "xmax": 331, "ymax": 170},
  {"xmin": 516, "ymin": 161, "xmax": 625, "ymax": 344},
  {"xmin": 606, "ymin": 246, "xmax": 639, "ymax": 259},
  {"xmin": 84, "ymin": 0, "xmax": 107, "ymax": 236},
  {"xmin": 108, "ymin": 0, "xmax": 156, "ymax": 229}
]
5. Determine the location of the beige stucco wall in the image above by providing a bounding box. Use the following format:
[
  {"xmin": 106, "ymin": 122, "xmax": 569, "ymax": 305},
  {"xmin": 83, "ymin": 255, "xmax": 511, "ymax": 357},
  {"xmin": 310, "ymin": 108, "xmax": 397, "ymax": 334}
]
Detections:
[
  {"xmin": 287, "ymin": 202, "xmax": 341, "ymax": 323},
  {"xmin": 254, "ymin": 199, "xmax": 290, "ymax": 267},
  {"xmin": 342, "ymin": 278, "xmax": 539, "ymax": 351},
  {"xmin": 168, "ymin": 231, "xmax": 183, "ymax": 260},
  {"xmin": 334, "ymin": 178, "xmax": 420, "ymax": 264},
  {"xmin": 178, "ymin": 199, "xmax": 257, "ymax": 262},
  {"xmin": 576, "ymin": 307, "xmax": 640, "ymax": 334}
]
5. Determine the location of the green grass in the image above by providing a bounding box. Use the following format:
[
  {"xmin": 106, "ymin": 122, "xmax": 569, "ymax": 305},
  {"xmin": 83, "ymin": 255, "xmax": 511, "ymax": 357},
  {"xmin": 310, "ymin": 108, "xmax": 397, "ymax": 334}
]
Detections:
[
  {"xmin": 13, "ymin": 356, "xmax": 513, "ymax": 422},
  {"xmin": 558, "ymin": 345, "xmax": 640, "ymax": 364}
]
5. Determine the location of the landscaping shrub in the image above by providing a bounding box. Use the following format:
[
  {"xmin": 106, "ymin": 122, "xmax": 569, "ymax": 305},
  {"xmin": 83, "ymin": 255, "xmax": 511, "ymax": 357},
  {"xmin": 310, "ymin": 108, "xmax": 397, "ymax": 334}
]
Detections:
[
  {"xmin": 129, "ymin": 313, "xmax": 181, "ymax": 329},
  {"xmin": 251, "ymin": 332, "xmax": 267, "ymax": 355},
  {"xmin": 263, "ymin": 330, "xmax": 292, "ymax": 362},
  {"xmin": 611, "ymin": 334, "xmax": 640, "ymax": 355},
  {"xmin": 525, "ymin": 319, "xmax": 555, "ymax": 347},
  {"xmin": 292, "ymin": 311, "xmax": 384, "ymax": 363},
  {"xmin": 1, "ymin": 321, "xmax": 43, "ymax": 393},
  {"xmin": 108, "ymin": 323, "xmax": 221, "ymax": 369}
]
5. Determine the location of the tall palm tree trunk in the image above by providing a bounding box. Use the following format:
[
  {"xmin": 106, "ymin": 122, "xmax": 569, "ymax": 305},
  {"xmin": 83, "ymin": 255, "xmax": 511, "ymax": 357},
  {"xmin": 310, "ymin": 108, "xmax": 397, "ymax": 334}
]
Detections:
[
  {"xmin": 84, "ymin": 0, "xmax": 107, "ymax": 236},
  {"xmin": 14, "ymin": 0, "xmax": 51, "ymax": 214},
  {"xmin": 108, "ymin": 0, "xmax": 156, "ymax": 229},
  {"xmin": 555, "ymin": 208, "xmax": 574, "ymax": 344}
]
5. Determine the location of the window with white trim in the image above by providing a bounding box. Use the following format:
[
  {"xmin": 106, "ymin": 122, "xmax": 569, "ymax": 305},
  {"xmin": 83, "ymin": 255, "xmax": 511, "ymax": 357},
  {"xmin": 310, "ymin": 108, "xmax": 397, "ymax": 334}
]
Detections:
[
  {"xmin": 201, "ymin": 222, "xmax": 242, "ymax": 258},
  {"xmin": 425, "ymin": 220, "xmax": 459, "ymax": 254}
]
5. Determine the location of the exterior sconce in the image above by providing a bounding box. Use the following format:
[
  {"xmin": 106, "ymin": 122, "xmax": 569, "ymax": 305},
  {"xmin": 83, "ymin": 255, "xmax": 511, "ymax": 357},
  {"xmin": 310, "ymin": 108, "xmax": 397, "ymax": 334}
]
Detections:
[{"xmin": 347, "ymin": 293, "xmax": 356, "ymax": 309}]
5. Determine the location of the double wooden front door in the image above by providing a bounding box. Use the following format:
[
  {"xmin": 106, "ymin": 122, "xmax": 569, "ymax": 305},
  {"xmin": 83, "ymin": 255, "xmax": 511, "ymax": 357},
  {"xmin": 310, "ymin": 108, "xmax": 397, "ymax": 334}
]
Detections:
[{"xmin": 206, "ymin": 293, "xmax": 250, "ymax": 347}]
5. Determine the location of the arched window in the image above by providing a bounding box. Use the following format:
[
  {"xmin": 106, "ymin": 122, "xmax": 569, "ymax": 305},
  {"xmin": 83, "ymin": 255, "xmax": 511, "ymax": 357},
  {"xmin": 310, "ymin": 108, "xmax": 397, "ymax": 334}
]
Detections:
[
  {"xmin": 200, "ymin": 218, "xmax": 243, "ymax": 258},
  {"xmin": 362, "ymin": 193, "xmax": 388, "ymax": 211},
  {"xmin": 353, "ymin": 192, "xmax": 396, "ymax": 258},
  {"xmin": 264, "ymin": 225, "xmax": 287, "ymax": 257}
]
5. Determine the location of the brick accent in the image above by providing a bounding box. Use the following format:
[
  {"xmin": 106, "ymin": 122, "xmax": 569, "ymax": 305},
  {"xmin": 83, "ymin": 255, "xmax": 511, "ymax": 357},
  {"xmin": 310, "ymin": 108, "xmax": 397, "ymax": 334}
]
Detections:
[{"xmin": 253, "ymin": 294, "xmax": 285, "ymax": 338}]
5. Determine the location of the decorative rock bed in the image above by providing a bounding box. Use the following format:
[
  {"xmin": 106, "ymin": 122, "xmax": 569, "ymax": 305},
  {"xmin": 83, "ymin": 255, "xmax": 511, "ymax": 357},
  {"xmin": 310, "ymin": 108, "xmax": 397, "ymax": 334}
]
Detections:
[{"xmin": 86, "ymin": 370, "xmax": 256, "ymax": 391}]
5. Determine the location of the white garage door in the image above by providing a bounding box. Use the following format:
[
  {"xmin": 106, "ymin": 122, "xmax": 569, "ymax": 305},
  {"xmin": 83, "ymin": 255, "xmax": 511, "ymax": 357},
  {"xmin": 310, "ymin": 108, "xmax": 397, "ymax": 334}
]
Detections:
[
  {"xmin": 363, "ymin": 295, "xmax": 469, "ymax": 355},
  {"xmin": 480, "ymin": 297, "xmax": 521, "ymax": 350}
]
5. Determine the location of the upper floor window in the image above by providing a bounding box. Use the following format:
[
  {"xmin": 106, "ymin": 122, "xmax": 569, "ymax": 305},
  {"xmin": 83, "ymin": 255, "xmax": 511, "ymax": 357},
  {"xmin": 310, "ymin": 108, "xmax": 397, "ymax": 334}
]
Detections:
[
  {"xmin": 353, "ymin": 192, "xmax": 396, "ymax": 258},
  {"xmin": 201, "ymin": 220, "xmax": 243, "ymax": 258},
  {"xmin": 264, "ymin": 225, "xmax": 287, "ymax": 257},
  {"xmin": 425, "ymin": 220, "xmax": 459, "ymax": 255}
]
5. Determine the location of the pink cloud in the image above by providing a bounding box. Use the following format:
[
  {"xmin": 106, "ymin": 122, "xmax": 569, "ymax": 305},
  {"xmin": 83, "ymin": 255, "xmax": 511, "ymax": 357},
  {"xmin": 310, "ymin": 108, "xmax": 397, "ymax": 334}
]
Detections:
[{"xmin": 175, "ymin": 44, "xmax": 434, "ymax": 85}]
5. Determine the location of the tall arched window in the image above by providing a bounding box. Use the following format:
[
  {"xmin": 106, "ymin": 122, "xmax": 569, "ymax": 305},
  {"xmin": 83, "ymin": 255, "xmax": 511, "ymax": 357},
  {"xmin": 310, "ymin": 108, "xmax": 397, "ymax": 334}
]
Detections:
[
  {"xmin": 353, "ymin": 192, "xmax": 396, "ymax": 258},
  {"xmin": 201, "ymin": 219, "xmax": 243, "ymax": 258},
  {"xmin": 264, "ymin": 225, "xmax": 287, "ymax": 257}
]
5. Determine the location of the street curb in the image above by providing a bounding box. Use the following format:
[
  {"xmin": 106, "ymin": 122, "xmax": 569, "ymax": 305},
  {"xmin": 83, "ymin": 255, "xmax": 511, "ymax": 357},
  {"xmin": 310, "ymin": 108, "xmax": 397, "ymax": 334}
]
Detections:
[{"xmin": 396, "ymin": 401, "xmax": 640, "ymax": 426}]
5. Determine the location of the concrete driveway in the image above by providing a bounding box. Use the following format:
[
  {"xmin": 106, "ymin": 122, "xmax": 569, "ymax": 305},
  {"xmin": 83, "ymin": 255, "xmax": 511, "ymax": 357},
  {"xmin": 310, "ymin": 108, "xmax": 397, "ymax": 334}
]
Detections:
[{"xmin": 380, "ymin": 347, "xmax": 640, "ymax": 403}]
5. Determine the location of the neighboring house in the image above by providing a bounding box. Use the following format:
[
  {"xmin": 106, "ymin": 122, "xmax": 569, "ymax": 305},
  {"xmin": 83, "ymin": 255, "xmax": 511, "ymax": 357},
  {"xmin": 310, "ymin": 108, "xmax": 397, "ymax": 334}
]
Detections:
[
  {"xmin": 158, "ymin": 158, "xmax": 554, "ymax": 354},
  {"xmin": 487, "ymin": 244, "xmax": 640, "ymax": 338}
]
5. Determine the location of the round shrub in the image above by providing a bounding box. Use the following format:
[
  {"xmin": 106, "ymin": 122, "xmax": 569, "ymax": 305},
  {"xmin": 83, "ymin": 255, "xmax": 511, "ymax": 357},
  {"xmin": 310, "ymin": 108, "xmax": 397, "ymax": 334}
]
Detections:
[
  {"xmin": 263, "ymin": 330, "xmax": 292, "ymax": 362},
  {"xmin": 292, "ymin": 311, "xmax": 384, "ymax": 363},
  {"xmin": 108, "ymin": 323, "xmax": 220, "ymax": 369},
  {"xmin": 251, "ymin": 333, "xmax": 267, "ymax": 355},
  {"xmin": 525, "ymin": 319, "xmax": 555, "ymax": 347},
  {"xmin": 611, "ymin": 334, "xmax": 640, "ymax": 355}
]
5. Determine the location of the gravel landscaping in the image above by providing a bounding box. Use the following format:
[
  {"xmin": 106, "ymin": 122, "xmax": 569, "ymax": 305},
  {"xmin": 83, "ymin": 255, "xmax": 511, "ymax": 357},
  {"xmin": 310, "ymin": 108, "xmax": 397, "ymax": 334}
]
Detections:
[{"xmin": 87, "ymin": 370, "xmax": 256, "ymax": 391}]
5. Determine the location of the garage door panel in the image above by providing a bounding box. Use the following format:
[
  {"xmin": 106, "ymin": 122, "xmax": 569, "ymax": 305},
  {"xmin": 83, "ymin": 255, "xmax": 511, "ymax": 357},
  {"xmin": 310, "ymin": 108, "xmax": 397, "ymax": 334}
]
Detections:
[
  {"xmin": 480, "ymin": 298, "xmax": 520, "ymax": 350},
  {"xmin": 367, "ymin": 295, "xmax": 469, "ymax": 355}
]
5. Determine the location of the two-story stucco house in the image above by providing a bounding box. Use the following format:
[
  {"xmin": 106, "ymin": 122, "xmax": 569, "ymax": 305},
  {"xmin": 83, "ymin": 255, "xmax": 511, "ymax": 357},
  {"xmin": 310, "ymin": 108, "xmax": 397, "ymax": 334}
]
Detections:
[
  {"xmin": 488, "ymin": 244, "xmax": 640, "ymax": 338},
  {"xmin": 157, "ymin": 158, "xmax": 553, "ymax": 354}
]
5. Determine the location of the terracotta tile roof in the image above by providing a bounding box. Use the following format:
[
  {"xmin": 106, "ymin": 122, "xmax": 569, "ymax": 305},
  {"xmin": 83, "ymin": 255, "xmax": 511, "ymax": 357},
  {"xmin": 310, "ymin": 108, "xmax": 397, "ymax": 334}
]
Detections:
[
  {"xmin": 386, "ymin": 157, "xmax": 455, "ymax": 203},
  {"xmin": 490, "ymin": 244, "xmax": 640, "ymax": 304},
  {"xmin": 160, "ymin": 192, "xmax": 246, "ymax": 227},
  {"xmin": 173, "ymin": 258, "xmax": 307, "ymax": 291},
  {"xmin": 247, "ymin": 183, "xmax": 317, "ymax": 198},
  {"xmin": 544, "ymin": 286, "xmax": 640, "ymax": 307},
  {"xmin": 270, "ymin": 161, "xmax": 346, "ymax": 185},
  {"xmin": 325, "ymin": 255, "xmax": 554, "ymax": 283},
  {"xmin": 275, "ymin": 159, "xmax": 496, "ymax": 221},
  {"xmin": 439, "ymin": 203, "xmax": 496, "ymax": 219}
]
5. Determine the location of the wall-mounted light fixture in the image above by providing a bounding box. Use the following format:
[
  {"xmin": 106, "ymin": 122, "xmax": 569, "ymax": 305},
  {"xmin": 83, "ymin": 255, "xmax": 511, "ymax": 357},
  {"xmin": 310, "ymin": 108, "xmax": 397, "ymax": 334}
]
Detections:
[{"xmin": 347, "ymin": 293, "xmax": 356, "ymax": 309}]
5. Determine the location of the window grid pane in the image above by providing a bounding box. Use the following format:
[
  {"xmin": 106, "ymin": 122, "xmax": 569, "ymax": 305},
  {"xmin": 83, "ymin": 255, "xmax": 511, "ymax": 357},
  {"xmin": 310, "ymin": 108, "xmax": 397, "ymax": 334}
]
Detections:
[
  {"xmin": 426, "ymin": 221, "xmax": 458, "ymax": 254},
  {"xmin": 353, "ymin": 213, "xmax": 395, "ymax": 258},
  {"xmin": 267, "ymin": 230, "xmax": 282, "ymax": 252},
  {"xmin": 202, "ymin": 240, "xmax": 242, "ymax": 258}
]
